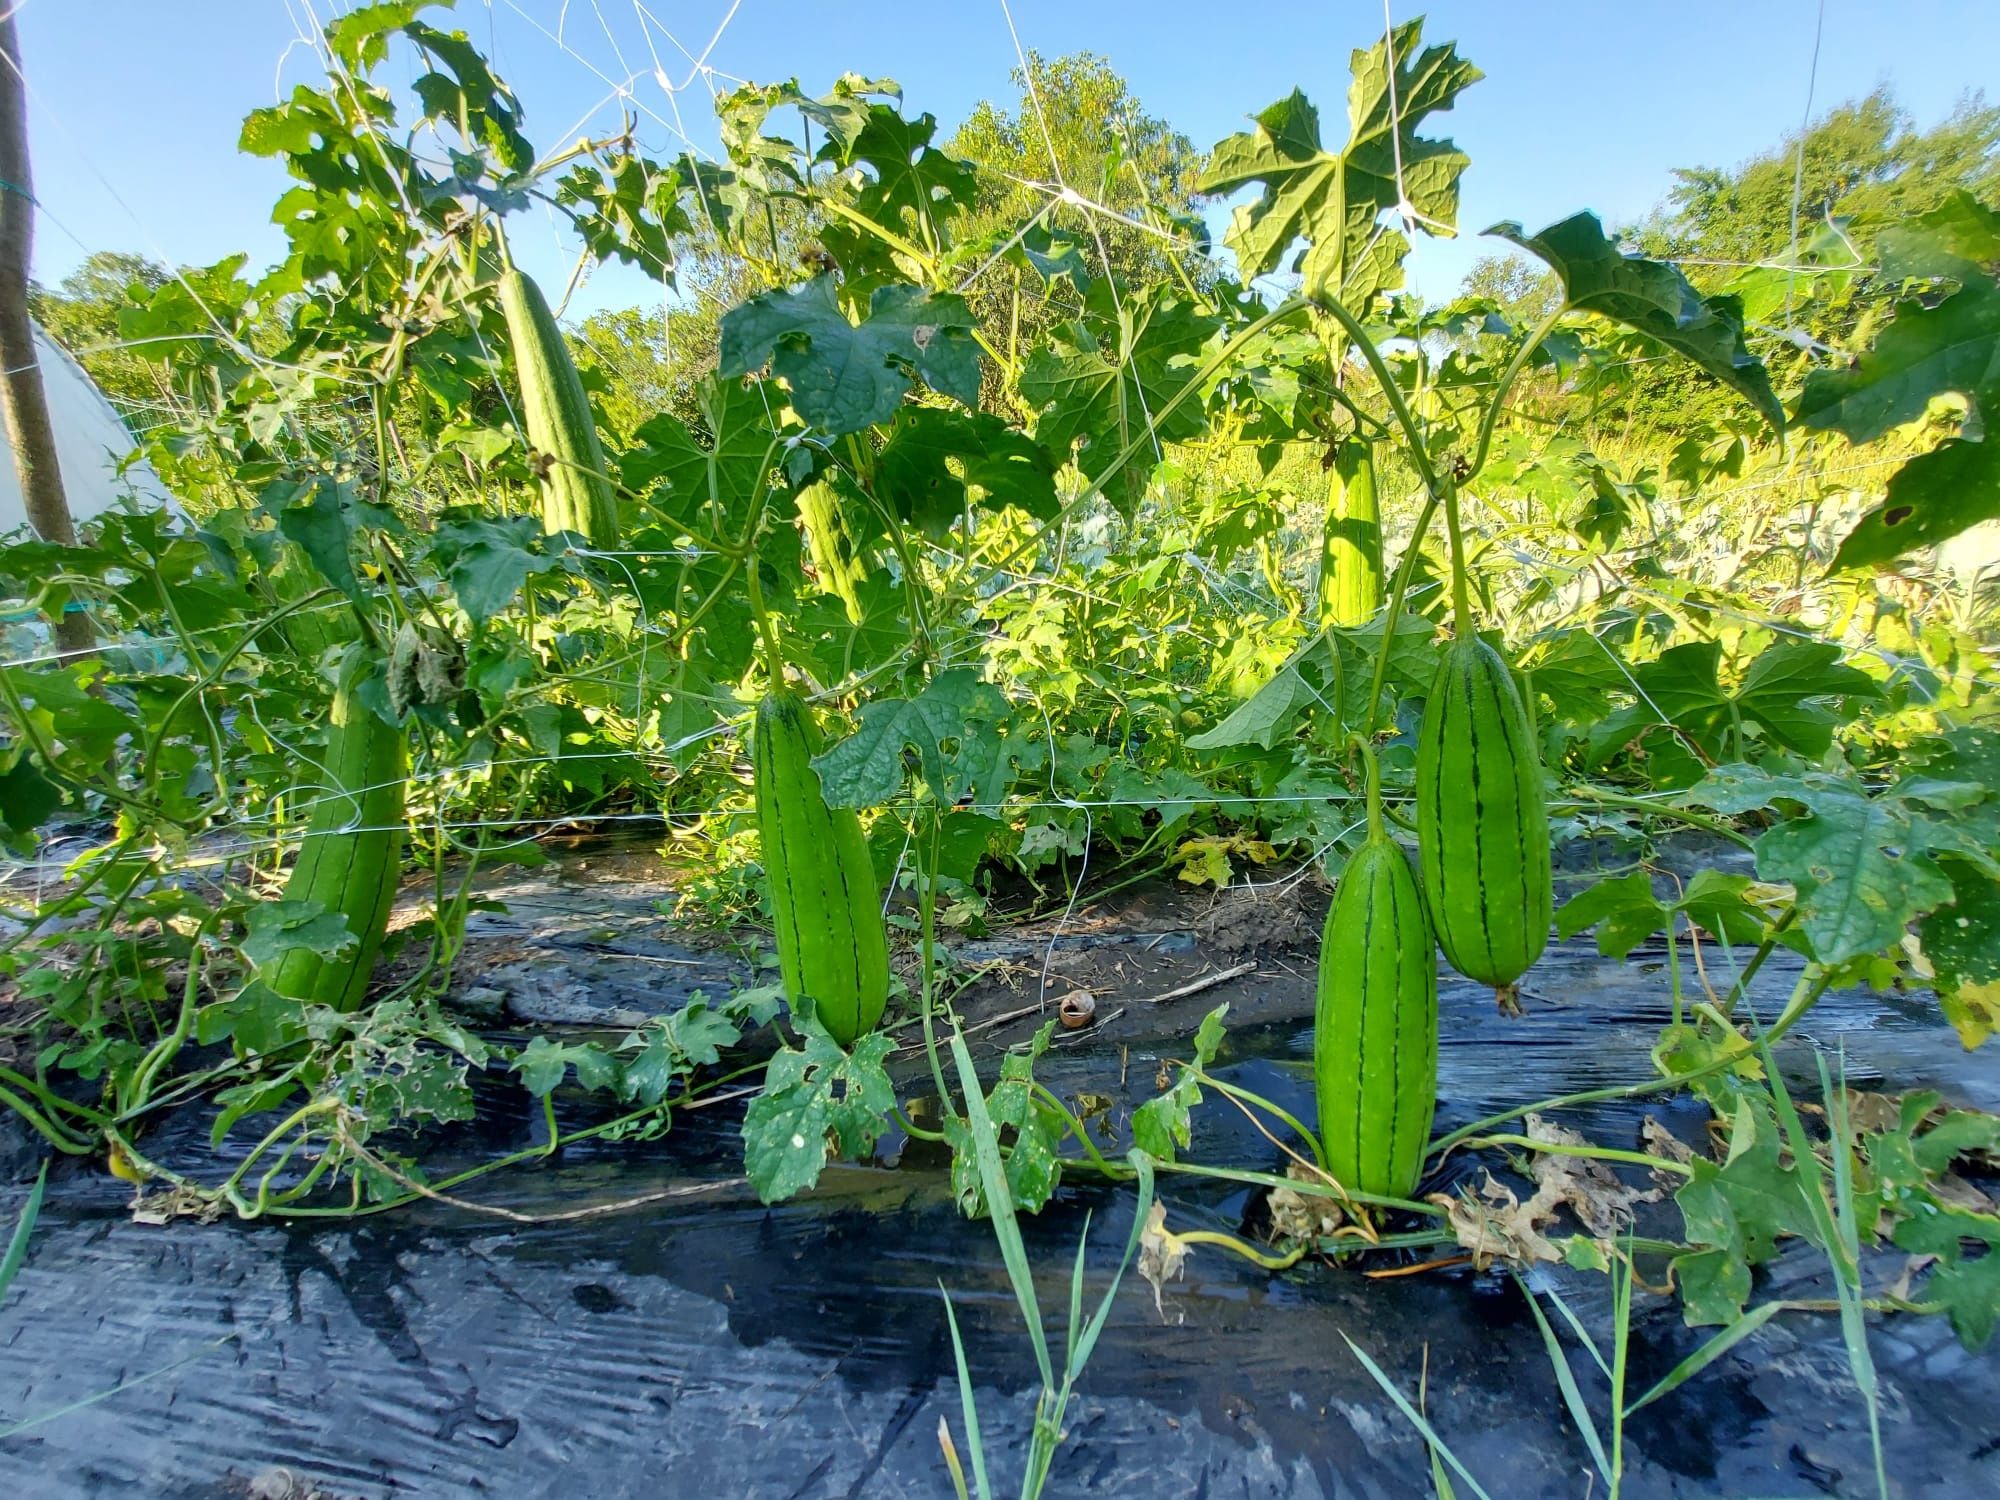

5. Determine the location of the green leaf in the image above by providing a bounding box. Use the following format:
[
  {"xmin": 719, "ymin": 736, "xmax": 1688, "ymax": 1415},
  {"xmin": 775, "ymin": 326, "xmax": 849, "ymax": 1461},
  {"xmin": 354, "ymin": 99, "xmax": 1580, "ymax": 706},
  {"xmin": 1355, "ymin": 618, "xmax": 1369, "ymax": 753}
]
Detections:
[
  {"xmin": 809, "ymin": 667, "xmax": 1013, "ymax": 809},
  {"xmin": 1877, "ymin": 190, "xmax": 2000, "ymax": 283},
  {"xmin": 263, "ymin": 474, "xmax": 392, "ymax": 604},
  {"xmin": 1491, "ymin": 212, "xmax": 1783, "ymax": 431},
  {"xmin": 1017, "ymin": 285, "xmax": 1220, "ymax": 514},
  {"xmin": 403, "ymin": 20, "xmax": 534, "ymax": 172},
  {"xmin": 1831, "ymin": 435, "xmax": 2000, "ymax": 571},
  {"xmin": 1675, "ymin": 870, "xmax": 1770, "ymax": 948},
  {"xmin": 1795, "ymin": 279, "xmax": 1999, "ymax": 445},
  {"xmin": 623, "ymin": 374, "xmax": 795, "ymax": 532},
  {"xmin": 1595, "ymin": 639, "xmax": 1874, "ymax": 762},
  {"xmin": 815, "ymin": 98, "xmax": 978, "ymax": 283},
  {"xmin": 1555, "ymin": 871, "xmax": 1665, "ymax": 959},
  {"xmin": 1921, "ymin": 858, "xmax": 2000, "ymax": 1048},
  {"xmin": 1327, "ymin": 612, "xmax": 1440, "ymax": 727},
  {"xmin": 718, "ymin": 277, "xmax": 979, "ymax": 435},
  {"xmin": 556, "ymin": 152, "xmax": 689, "ymax": 275},
  {"xmin": 196, "ymin": 981, "xmax": 306, "ymax": 1056},
  {"xmin": 1186, "ymin": 656, "xmax": 1323, "ymax": 750},
  {"xmin": 1894, "ymin": 1206, "xmax": 2000, "ymax": 1348},
  {"xmin": 944, "ymin": 1020, "xmax": 1064, "ymax": 1217},
  {"xmin": 1692, "ymin": 765, "xmax": 1964, "ymax": 966},
  {"xmin": 1758, "ymin": 800, "xmax": 1954, "ymax": 966},
  {"xmin": 0, "ymin": 755, "xmax": 63, "ymax": 850},
  {"xmin": 876, "ymin": 407, "xmax": 1059, "ymax": 533},
  {"xmin": 1199, "ymin": 22, "xmax": 1480, "ymax": 304},
  {"xmin": 1131, "ymin": 1003, "xmax": 1228, "ymax": 1162},
  {"xmin": 431, "ymin": 513, "xmax": 548, "ymax": 624},
  {"xmin": 741, "ymin": 1021, "xmax": 896, "ymax": 1202},
  {"xmin": 512, "ymin": 1036, "xmax": 619, "ymax": 1096},
  {"xmin": 1673, "ymin": 1096, "xmax": 1817, "ymax": 1324},
  {"xmin": 619, "ymin": 999, "xmax": 743, "ymax": 1107},
  {"xmin": 241, "ymin": 899, "xmax": 356, "ymax": 970}
]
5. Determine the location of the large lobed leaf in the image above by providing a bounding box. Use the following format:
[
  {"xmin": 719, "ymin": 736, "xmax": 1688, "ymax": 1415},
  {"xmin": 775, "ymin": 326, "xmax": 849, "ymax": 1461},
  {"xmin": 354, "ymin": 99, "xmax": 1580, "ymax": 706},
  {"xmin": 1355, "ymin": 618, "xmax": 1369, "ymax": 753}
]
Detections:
[
  {"xmin": 1192, "ymin": 19, "xmax": 1480, "ymax": 306},
  {"xmin": 719, "ymin": 277, "xmax": 979, "ymax": 435},
  {"xmin": 1796, "ymin": 193, "xmax": 2000, "ymax": 568},
  {"xmin": 809, "ymin": 667, "xmax": 1015, "ymax": 809},
  {"xmin": 1017, "ymin": 283, "xmax": 1221, "ymax": 514},
  {"xmin": 1490, "ymin": 212, "xmax": 1784, "ymax": 432},
  {"xmin": 1199, "ymin": 20, "xmax": 1479, "ymax": 306}
]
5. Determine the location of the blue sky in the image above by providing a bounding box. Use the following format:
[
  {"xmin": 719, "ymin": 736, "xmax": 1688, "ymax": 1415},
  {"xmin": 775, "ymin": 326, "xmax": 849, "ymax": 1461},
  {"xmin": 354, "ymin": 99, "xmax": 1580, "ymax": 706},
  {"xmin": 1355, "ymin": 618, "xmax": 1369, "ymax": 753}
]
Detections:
[{"xmin": 17, "ymin": 0, "xmax": 2000, "ymax": 319}]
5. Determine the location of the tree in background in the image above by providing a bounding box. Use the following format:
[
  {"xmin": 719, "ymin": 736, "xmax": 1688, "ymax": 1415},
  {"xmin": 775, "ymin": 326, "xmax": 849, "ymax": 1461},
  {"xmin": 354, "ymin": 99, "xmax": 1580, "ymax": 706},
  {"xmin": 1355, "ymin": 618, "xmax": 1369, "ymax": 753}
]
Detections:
[
  {"xmin": 563, "ymin": 56, "xmax": 1208, "ymax": 429},
  {"xmin": 1642, "ymin": 87, "xmax": 2000, "ymax": 263},
  {"xmin": 29, "ymin": 251, "xmax": 174, "ymax": 420},
  {"xmin": 1456, "ymin": 87, "xmax": 2000, "ymax": 447},
  {"xmin": 947, "ymin": 52, "xmax": 1209, "ymax": 387}
]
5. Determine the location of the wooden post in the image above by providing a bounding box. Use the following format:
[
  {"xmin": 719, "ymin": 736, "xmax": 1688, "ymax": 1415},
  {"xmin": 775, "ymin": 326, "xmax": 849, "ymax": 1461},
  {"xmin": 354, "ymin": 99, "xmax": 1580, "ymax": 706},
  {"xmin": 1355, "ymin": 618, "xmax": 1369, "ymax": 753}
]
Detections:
[{"xmin": 0, "ymin": 11, "xmax": 92, "ymax": 659}]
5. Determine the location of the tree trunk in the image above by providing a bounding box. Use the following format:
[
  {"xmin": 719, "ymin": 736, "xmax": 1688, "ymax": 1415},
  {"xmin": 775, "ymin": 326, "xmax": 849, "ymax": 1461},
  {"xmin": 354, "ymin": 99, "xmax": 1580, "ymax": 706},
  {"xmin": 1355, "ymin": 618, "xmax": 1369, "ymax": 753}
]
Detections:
[{"xmin": 0, "ymin": 12, "xmax": 91, "ymax": 659}]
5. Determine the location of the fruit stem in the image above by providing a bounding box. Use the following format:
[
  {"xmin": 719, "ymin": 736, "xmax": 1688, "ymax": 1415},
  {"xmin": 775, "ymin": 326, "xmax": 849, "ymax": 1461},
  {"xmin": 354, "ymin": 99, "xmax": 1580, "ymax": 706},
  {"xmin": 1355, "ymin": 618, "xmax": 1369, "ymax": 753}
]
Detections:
[{"xmin": 1347, "ymin": 733, "xmax": 1386, "ymax": 843}]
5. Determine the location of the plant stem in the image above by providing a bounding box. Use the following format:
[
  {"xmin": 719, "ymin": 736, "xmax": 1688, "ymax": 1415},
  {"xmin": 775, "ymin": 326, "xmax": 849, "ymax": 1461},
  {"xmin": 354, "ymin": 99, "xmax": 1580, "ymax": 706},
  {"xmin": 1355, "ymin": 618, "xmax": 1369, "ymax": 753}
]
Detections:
[{"xmin": 1427, "ymin": 965, "xmax": 1833, "ymax": 1159}]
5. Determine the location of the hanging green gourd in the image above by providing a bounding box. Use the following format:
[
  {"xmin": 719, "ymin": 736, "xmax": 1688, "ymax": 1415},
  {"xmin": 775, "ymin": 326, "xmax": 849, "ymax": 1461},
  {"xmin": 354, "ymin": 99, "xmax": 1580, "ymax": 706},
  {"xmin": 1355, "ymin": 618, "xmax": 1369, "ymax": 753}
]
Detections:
[
  {"xmin": 752, "ymin": 686, "xmax": 892, "ymax": 1046},
  {"xmin": 1318, "ymin": 440, "xmax": 1382, "ymax": 627},
  {"xmin": 794, "ymin": 475, "xmax": 870, "ymax": 625},
  {"xmin": 1415, "ymin": 485, "xmax": 1553, "ymax": 1007},
  {"xmin": 271, "ymin": 645, "xmax": 407, "ymax": 1013},
  {"xmin": 1315, "ymin": 737, "xmax": 1437, "ymax": 1199},
  {"xmin": 497, "ymin": 264, "xmax": 621, "ymax": 549}
]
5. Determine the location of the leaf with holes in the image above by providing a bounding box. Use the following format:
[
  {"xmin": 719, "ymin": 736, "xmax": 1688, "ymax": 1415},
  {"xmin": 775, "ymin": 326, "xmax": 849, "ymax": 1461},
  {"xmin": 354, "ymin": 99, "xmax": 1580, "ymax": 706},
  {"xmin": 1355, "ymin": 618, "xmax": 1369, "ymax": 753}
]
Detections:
[
  {"xmin": 741, "ymin": 1017, "xmax": 896, "ymax": 1203},
  {"xmin": 1131, "ymin": 1003, "xmax": 1229, "ymax": 1162},
  {"xmin": 1687, "ymin": 767, "xmax": 1958, "ymax": 967},
  {"xmin": 944, "ymin": 1020, "xmax": 1064, "ymax": 1217},
  {"xmin": 1921, "ymin": 859, "xmax": 2000, "ymax": 1048},
  {"xmin": 1796, "ymin": 278, "xmax": 1999, "ymax": 445},
  {"xmin": 1832, "ymin": 435, "xmax": 2000, "ymax": 571}
]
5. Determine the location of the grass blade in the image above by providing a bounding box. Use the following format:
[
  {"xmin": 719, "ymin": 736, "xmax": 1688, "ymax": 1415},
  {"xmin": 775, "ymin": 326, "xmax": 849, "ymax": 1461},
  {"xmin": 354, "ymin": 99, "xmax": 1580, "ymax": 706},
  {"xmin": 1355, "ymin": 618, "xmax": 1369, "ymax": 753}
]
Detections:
[
  {"xmin": 1419, "ymin": 1347, "xmax": 1457, "ymax": 1500},
  {"xmin": 0, "ymin": 1161, "xmax": 47, "ymax": 1308},
  {"xmin": 939, "ymin": 1289, "xmax": 991, "ymax": 1500},
  {"xmin": 1541, "ymin": 1277, "xmax": 1610, "ymax": 1378},
  {"xmin": 1513, "ymin": 1275, "xmax": 1610, "ymax": 1486},
  {"xmin": 1065, "ymin": 1208, "xmax": 1091, "ymax": 1369},
  {"xmin": 1748, "ymin": 1021, "xmax": 1886, "ymax": 1500},
  {"xmin": 948, "ymin": 1030, "xmax": 1054, "ymax": 1390},
  {"xmin": 1623, "ymin": 1299, "xmax": 1786, "ymax": 1414},
  {"xmin": 939, "ymin": 1415, "xmax": 973, "ymax": 1500},
  {"xmin": 1068, "ymin": 1150, "xmax": 1155, "ymax": 1377},
  {"xmin": 0, "ymin": 1334, "xmax": 234, "ymax": 1438},
  {"xmin": 1820, "ymin": 1050, "xmax": 1888, "ymax": 1500},
  {"xmin": 1342, "ymin": 1333, "xmax": 1496, "ymax": 1500}
]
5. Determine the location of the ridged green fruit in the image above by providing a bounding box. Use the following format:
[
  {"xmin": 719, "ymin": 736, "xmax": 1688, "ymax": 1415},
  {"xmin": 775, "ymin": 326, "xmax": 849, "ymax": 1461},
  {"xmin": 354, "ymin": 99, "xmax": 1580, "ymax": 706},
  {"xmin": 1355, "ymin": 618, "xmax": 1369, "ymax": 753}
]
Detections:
[
  {"xmin": 1315, "ymin": 752, "xmax": 1437, "ymax": 1198},
  {"xmin": 272, "ymin": 649, "xmax": 407, "ymax": 1012},
  {"xmin": 498, "ymin": 267, "xmax": 619, "ymax": 548},
  {"xmin": 1415, "ymin": 634, "xmax": 1554, "ymax": 998},
  {"xmin": 753, "ymin": 688, "xmax": 891, "ymax": 1046},
  {"xmin": 1317, "ymin": 441, "xmax": 1382, "ymax": 627},
  {"xmin": 795, "ymin": 477, "xmax": 868, "ymax": 624}
]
